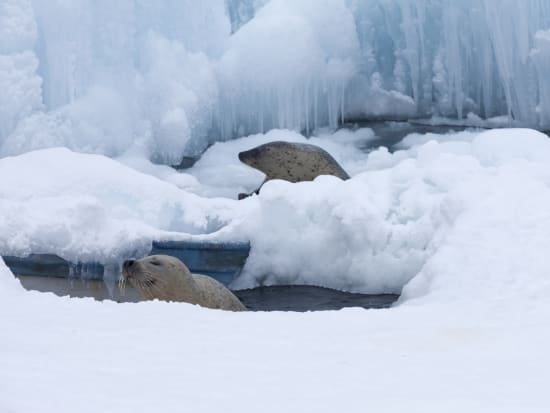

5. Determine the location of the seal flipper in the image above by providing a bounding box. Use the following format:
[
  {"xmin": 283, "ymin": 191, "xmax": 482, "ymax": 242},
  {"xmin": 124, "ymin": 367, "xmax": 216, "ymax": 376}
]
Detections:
[{"xmin": 238, "ymin": 178, "xmax": 266, "ymax": 200}]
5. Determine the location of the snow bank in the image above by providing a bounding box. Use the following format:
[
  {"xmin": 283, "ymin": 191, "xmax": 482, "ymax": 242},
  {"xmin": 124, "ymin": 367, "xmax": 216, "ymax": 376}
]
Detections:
[
  {"xmin": 0, "ymin": 128, "xmax": 373, "ymax": 263},
  {"xmin": 233, "ymin": 135, "xmax": 476, "ymax": 293},
  {"xmin": 0, "ymin": 147, "xmax": 250, "ymax": 264},
  {"xmin": 402, "ymin": 129, "xmax": 550, "ymax": 304},
  {"xmin": 1, "ymin": 251, "xmax": 550, "ymax": 413},
  {"xmin": 234, "ymin": 128, "xmax": 550, "ymax": 302}
]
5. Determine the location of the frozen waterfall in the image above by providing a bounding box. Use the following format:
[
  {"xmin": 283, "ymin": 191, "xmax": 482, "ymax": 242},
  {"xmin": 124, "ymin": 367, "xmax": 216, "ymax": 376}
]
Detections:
[{"xmin": 2, "ymin": 0, "xmax": 550, "ymax": 163}]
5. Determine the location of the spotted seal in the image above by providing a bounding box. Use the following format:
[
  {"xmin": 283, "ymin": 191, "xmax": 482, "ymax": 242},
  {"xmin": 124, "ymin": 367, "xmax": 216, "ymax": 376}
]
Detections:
[
  {"xmin": 121, "ymin": 255, "xmax": 246, "ymax": 311},
  {"xmin": 238, "ymin": 141, "xmax": 350, "ymax": 199}
]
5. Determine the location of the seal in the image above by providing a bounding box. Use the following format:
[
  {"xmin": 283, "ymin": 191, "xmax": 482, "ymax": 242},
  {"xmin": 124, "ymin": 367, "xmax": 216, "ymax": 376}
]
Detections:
[
  {"xmin": 121, "ymin": 255, "xmax": 246, "ymax": 311},
  {"xmin": 237, "ymin": 141, "xmax": 350, "ymax": 199}
]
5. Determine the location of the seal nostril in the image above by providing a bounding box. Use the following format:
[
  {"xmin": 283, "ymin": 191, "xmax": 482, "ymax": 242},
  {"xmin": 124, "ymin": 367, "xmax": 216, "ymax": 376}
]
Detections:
[{"xmin": 123, "ymin": 259, "xmax": 135, "ymax": 270}]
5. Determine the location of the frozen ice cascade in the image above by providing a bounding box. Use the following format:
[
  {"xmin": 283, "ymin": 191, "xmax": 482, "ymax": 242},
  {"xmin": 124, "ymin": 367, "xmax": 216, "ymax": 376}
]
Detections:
[{"xmin": 2, "ymin": 0, "xmax": 550, "ymax": 162}]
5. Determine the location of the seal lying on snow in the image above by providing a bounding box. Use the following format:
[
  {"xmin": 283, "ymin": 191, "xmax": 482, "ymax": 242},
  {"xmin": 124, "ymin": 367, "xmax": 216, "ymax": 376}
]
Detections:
[
  {"xmin": 122, "ymin": 255, "xmax": 246, "ymax": 311},
  {"xmin": 238, "ymin": 141, "xmax": 350, "ymax": 199}
]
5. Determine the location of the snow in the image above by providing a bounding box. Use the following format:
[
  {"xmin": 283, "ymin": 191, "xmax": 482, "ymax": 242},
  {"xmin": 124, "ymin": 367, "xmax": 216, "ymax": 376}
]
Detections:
[
  {"xmin": 0, "ymin": 147, "xmax": 250, "ymax": 264},
  {"xmin": 3, "ymin": 2, "xmax": 550, "ymax": 409},
  {"xmin": 2, "ymin": 255, "xmax": 550, "ymax": 412},
  {"xmin": 1, "ymin": 127, "xmax": 550, "ymax": 411},
  {"xmin": 2, "ymin": 127, "xmax": 550, "ymax": 298}
]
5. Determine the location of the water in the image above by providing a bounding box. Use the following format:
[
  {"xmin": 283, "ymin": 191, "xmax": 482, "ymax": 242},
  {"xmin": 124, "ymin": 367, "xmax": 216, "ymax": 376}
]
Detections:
[
  {"xmin": 346, "ymin": 120, "xmax": 481, "ymax": 152},
  {"xmin": 17, "ymin": 275, "xmax": 141, "ymax": 302},
  {"xmin": 15, "ymin": 275, "xmax": 398, "ymax": 312},
  {"xmin": 235, "ymin": 285, "xmax": 397, "ymax": 311}
]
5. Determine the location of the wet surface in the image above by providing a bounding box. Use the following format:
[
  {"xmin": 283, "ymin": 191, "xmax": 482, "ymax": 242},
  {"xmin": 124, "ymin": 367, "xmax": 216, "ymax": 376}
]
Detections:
[
  {"xmin": 17, "ymin": 275, "xmax": 142, "ymax": 302},
  {"xmin": 343, "ymin": 120, "xmax": 479, "ymax": 152},
  {"xmin": 16, "ymin": 275, "xmax": 398, "ymax": 311},
  {"xmin": 235, "ymin": 285, "xmax": 398, "ymax": 311}
]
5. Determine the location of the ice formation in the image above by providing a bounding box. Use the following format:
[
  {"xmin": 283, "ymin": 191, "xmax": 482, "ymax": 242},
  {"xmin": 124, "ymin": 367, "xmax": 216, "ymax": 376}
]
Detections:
[
  {"xmin": 0, "ymin": 0, "xmax": 229, "ymax": 162},
  {"xmin": 2, "ymin": 1, "xmax": 550, "ymax": 162}
]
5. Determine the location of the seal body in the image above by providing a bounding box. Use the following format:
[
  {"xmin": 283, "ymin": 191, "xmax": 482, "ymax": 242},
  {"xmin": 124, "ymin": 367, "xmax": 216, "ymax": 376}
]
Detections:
[
  {"xmin": 238, "ymin": 141, "xmax": 349, "ymax": 198},
  {"xmin": 122, "ymin": 255, "xmax": 246, "ymax": 311}
]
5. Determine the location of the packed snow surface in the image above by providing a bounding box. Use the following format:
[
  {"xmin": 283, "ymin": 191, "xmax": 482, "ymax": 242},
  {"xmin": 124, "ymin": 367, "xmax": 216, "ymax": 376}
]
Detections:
[
  {"xmin": 3, "ymin": 1, "xmax": 550, "ymax": 162},
  {"xmin": 2, "ymin": 248, "xmax": 550, "ymax": 412}
]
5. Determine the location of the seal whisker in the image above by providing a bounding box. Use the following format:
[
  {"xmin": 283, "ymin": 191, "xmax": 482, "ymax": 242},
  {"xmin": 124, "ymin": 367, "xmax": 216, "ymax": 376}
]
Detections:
[{"xmin": 118, "ymin": 277, "xmax": 126, "ymax": 296}]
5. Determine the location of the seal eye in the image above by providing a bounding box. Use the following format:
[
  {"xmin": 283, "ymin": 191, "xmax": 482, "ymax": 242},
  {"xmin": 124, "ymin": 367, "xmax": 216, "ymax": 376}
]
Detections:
[{"xmin": 150, "ymin": 260, "xmax": 161, "ymax": 266}]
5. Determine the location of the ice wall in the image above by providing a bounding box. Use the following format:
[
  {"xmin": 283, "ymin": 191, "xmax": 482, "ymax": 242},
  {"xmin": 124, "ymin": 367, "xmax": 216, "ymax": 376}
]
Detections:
[
  {"xmin": 220, "ymin": 0, "xmax": 550, "ymax": 136},
  {"xmin": 1, "ymin": 0, "xmax": 229, "ymax": 162},
  {"xmin": 346, "ymin": 0, "xmax": 550, "ymax": 123},
  {"xmin": 2, "ymin": 0, "xmax": 550, "ymax": 163},
  {"xmin": 0, "ymin": 0, "xmax": 42, "ymax": 139},
  {"xmin": 217, "ymin": 0, "xmax": 359, "ymax": 138}
]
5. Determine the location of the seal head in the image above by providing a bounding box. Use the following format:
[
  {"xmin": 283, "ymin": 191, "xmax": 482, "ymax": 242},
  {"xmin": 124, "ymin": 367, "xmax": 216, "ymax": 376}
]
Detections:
[
  {"xmin": 237, "ymin": 141, "xmax": 349, "ymax": 199},
  {"xmin": 122, "ymin": 255, "xmax": 246, "ymax": 311}
]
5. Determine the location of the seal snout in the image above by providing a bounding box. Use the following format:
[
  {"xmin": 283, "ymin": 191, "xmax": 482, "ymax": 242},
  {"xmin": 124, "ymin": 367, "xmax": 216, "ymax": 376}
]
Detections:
[
  {"xmin": 238, "ymin": 147, "xmax": 258, "ymax": 165},
  {"xmin": 238, "ymin": 150, "xmax": 247, "ymax": 162},
  {"xmin": 122, "ymin": 259, "xmax": 137, "ymax": 278}
]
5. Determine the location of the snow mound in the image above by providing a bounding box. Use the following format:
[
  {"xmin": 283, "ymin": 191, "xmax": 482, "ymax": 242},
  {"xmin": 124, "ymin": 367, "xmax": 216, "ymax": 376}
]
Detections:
[
  {"xmin": 0, "ymin": 148, "xmax": 249, "ymax": 264},
  {"xmin": 234, "ymin": 128, "xmax": 550, "ymax": 303}
]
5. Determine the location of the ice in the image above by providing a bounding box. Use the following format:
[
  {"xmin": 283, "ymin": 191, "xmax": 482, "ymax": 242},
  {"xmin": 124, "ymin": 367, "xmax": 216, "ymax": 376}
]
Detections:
[
  {"xmin": 0, "ymin": 0, "xmax": 36, "ymax": 54},
  {"xmin": 225, "ymin": 0, "xmax": 269, "ymax": 33},
  {"xmin": 137, "ymin": 31, "xmax": 219, "ymax": 161},
  {"xmin": 0, "ymin": 0, "xmax": 41, "ymax": 139},
  {"xmin": 0, "ymin": 51, "xmax": 42, "ymax": 139},
  {"xmin": 217, "ymin": 0, "xmax": 359, "ymax": 138},
  {"xmin": 3, "ymin": 1, "xmax": 550, "ymax": 161},
  {"xmin": 532, "ymin": 29, "xmax": 550, "ymax": 126},
  {"xmin": 1, "ymin": 0, "xmax": 228, "ymax": 162}
]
